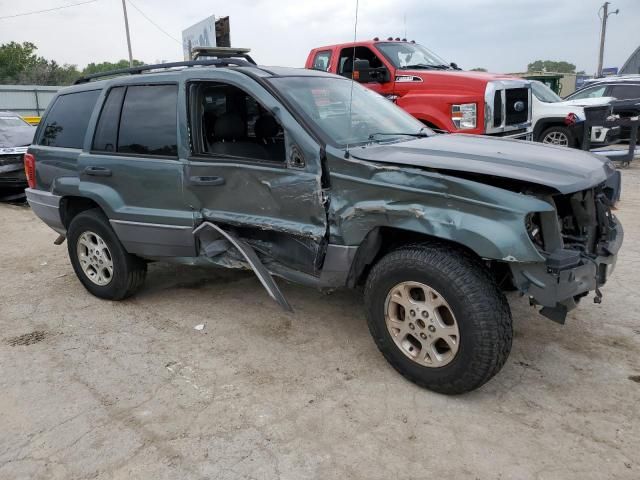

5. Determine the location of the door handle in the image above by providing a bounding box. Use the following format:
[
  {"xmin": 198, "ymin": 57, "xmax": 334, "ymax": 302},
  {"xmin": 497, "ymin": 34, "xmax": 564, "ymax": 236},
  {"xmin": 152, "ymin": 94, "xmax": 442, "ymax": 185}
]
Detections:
[
  {"xmin": 189, "ymin": 175, "xmax": 225, "ymax": 186},
  {"xmin": 84, "ymin": 166, "xmax": 112, "ymax": 177}
]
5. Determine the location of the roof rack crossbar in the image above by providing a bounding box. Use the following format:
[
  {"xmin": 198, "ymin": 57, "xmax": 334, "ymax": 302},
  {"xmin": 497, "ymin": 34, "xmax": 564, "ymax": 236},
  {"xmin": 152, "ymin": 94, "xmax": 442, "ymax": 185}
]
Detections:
[{"xmin": 73, "ymin": 58, "xmax": 254, "ymax": 85}]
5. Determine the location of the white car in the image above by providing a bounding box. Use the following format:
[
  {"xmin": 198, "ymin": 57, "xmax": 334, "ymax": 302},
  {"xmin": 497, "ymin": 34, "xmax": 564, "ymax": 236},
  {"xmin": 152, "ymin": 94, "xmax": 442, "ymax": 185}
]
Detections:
[{"xmin": 530, "ymin": 80, "xmax": 616, "ymax": 148}]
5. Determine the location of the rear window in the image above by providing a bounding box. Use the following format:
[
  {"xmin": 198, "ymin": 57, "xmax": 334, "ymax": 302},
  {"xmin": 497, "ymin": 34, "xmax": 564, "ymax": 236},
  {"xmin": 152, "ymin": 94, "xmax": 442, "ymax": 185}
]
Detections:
[
  {"xmin": 117, "ymin": 85, "xmax": 178, "ymax": 157},
  {"xmin": 92, "ymin": 86, "xmax": 125, "ymax": 152},
  {"xmin": 38, "ymin": 90, "xmax": 100, "ymax": 148}
]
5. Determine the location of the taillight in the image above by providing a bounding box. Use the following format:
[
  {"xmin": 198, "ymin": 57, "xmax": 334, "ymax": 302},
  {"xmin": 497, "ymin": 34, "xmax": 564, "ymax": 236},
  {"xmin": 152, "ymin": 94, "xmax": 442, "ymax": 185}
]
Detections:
[{"xmin": 24, "ymin": 152, "xmax": 36, "ymax": 188}]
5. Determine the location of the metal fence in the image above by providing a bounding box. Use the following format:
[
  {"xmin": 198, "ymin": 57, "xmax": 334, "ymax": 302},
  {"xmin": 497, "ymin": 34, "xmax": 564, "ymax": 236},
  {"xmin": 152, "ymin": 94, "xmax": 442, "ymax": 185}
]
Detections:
[{"xmin": 0, "ymin": 85, "xmax": 61, "ymax": 117}]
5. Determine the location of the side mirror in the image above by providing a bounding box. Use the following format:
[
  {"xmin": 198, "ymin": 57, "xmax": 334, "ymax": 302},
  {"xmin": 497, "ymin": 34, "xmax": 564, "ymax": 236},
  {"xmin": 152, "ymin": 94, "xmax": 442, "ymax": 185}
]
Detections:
[
  {"xmin": 352, "ymin": 59, "xmax": 372, "ymax": 83},
  {"xmin": 375, "ymin": 66, "xmax": 390, "ymax": 83}
]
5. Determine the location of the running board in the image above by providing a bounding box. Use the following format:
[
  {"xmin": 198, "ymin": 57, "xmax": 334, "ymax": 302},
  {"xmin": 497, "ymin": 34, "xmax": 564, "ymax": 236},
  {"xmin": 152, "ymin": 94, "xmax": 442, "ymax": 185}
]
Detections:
[{"xmin": 192, "ymin": 221, "xmax": 293, "ymax": 312}]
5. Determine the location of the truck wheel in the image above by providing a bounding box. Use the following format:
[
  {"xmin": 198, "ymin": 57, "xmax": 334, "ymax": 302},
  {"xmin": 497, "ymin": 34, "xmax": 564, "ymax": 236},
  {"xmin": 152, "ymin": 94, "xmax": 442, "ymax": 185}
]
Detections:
[
  {"xmin": 539, "ymin": 126, "xmax": 575, "ymax": 147},
  {"xmin": 67, "ymin": 208, "xmax": 147, "ymax": 300},
  {"xmin": 364, "ymin": 245, "xmax": 512, "ymax": 394}
]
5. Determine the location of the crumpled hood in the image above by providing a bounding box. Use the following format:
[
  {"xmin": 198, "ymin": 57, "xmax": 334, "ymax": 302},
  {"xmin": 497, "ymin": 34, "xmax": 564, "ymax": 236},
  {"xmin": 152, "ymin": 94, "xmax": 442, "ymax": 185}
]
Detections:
[
  {"xmin": 351, "ymin": 134, "xmax": 614, "ymax": 194},
  {"xmin": 0, "ymin": 125, "xmax": 36, "ymax": 148}
]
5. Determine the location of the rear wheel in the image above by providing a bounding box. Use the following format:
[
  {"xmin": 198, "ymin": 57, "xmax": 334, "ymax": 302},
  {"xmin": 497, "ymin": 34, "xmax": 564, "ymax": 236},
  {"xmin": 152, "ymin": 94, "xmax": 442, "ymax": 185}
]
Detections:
[
  {"xmin": 539, "ymin": 126, "xmax": 575, "ymax": 147},
  {"xmin": 364, "ymin": 244, "xmax": 513, "ymax": 394},
  {"xmin": 67, "ymin": 209, "xmax": 147, "ymax": 300}
]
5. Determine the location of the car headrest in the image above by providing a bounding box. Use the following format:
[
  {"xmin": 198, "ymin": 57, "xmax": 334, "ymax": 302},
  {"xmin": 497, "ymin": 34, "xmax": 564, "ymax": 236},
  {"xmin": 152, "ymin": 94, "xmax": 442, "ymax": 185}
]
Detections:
[
  {"xmin": 255, "ymin": 114, "xmax": 280, "ymax": 140},
  {"xmin": 214, "ymin": 112, "xmax": 244, "ymax": 140}
]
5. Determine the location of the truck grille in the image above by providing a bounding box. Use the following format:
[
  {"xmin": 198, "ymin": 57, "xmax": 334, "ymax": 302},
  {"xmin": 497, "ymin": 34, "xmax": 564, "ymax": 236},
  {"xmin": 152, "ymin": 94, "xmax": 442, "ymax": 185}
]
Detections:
[
  {"xmin": 505, "ymin": 88, "xmax": 529, "ymax": 125},
  {"xmin": 493, "ymin": 92, "xmax": 502, "ymax": 128}
]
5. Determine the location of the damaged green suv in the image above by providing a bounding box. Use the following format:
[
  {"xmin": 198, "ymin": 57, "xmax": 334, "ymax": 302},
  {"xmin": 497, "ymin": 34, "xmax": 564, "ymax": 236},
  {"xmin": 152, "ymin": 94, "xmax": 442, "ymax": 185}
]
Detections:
[{"xmin": 25, "ymin": 59, "xmax": 623, "ymax": 394}]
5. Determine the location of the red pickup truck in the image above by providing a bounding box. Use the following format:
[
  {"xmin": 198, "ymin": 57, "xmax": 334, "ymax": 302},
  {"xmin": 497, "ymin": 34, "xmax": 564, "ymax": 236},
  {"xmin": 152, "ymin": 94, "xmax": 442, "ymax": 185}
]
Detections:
[{"xmin": 306, "ymin": 39, "xmax": 532, "ymax": 138}]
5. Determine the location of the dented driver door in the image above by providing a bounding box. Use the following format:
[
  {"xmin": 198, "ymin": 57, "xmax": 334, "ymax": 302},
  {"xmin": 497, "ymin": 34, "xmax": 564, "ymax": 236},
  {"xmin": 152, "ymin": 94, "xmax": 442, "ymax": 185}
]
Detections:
[{"xmin": 180, "ymin": 74, "xmax": 328, "ymax": 277}]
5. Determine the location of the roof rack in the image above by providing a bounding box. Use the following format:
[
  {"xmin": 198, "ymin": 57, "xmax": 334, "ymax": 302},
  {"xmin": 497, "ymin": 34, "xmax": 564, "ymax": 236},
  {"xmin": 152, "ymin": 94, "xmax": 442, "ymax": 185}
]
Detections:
[
  {"xmin": 73, "ymin": 58, "xmax": 254, "ymax": 85},
  {"xmin": 190, "ymin": 46, "xmax": 256, "ymax": 65}
]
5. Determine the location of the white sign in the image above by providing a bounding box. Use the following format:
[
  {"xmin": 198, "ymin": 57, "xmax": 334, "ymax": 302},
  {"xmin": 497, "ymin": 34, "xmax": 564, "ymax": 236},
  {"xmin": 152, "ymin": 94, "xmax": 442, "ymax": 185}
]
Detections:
[{"xmin": 182, "ymin": 15, "xmax": 216, "ymax": 60}]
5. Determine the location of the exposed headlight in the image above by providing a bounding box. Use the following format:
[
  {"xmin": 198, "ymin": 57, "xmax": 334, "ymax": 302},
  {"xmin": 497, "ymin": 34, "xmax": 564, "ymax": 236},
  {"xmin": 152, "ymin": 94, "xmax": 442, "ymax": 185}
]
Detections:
[
  {"xmin": 452, "ymin": 103, "xmax": 476, "ymax": 129},
  {"xmin": 525, "ymin": 213, "xmax": 544, "ymax": 250}
]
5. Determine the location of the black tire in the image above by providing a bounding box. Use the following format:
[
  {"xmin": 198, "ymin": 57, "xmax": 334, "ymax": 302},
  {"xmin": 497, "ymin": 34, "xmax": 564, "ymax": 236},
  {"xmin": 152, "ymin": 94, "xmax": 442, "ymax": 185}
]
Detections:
[
  {"xmin": 538, "ymin": 125, "xmax": 576, "ymax": 148},
  {"xmin": 67, "ymin": 208, "xmax": 147, "ymax": 300},
  {"xmin": 364, "ymin": 244, "xmax": 512, "ymax": 395}
]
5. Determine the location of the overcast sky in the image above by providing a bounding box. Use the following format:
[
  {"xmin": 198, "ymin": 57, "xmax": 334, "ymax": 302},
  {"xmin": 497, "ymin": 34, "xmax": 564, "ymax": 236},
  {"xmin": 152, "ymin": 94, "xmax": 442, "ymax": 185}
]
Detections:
[{"xmin": 1, "ymin": 0, "xmax": 638, "ymax": 74}]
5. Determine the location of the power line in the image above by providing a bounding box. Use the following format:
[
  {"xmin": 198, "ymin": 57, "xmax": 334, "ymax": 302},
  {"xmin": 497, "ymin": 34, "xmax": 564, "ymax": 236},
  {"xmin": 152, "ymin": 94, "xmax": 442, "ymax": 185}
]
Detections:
[
  {"xmin": 126, "ymin": 0, "xmax": 182, "ymax": 45},
  {"xmin": 0, "ymin": 0, "xmax": 100, "ymax": 21}
]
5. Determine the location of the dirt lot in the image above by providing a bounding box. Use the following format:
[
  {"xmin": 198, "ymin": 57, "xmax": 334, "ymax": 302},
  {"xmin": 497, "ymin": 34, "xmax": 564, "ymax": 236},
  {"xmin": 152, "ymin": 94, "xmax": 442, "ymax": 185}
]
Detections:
[{"xmin": 1, "ymin": 166, "xmax": 639, "ymax": 480}]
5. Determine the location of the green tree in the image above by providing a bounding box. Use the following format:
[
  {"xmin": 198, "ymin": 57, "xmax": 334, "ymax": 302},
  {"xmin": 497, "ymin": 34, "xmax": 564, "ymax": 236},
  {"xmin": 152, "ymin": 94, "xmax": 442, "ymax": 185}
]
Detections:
[
  {"xmin": 527, "ymin": 60, "xmax": 576, "ymax": 74},
  {"xmin": 470, "ymin": 67, "xmax": 487, "ymax": 72},
  {"xmin": 0, "ymin": 41, "xmax": 40, "ymax": 81},
  {"xmin": 0, "ymin": 41, "xmax": 81, "ymax": 85},
  {"xmin": 82, "ymin": 59, "xmax": 145, "ymax": 76}
]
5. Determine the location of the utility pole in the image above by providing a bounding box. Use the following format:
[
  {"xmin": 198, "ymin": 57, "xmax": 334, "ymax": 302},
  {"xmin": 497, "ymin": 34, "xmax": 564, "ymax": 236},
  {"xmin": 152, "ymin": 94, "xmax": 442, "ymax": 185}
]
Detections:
[
  {"xmin": 121, "ymin": 0, "xmax": 133, "ymax": 67},
  {"xmin": 597, "ymin": 2, "xmax": 619, "ymax": 77}
]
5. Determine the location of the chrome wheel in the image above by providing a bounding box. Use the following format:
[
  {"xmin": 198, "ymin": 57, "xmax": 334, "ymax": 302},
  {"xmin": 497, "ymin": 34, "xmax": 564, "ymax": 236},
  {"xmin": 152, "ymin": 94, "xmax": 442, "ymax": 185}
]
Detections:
[
  {"xmin": 384, "ymin": 281, "xmax": 460, "ymax": 367},
  {"xmin": 76, "ymin": 231, "xmax": 113, "ymax": 286},
  {"xmin": 542, "ymin": 130, "xmax": 569, "ymax": 146}
]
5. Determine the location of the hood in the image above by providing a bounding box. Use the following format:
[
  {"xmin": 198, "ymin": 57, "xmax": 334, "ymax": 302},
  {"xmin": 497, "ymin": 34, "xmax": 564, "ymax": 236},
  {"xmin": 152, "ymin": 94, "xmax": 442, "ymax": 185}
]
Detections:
[
  {"xmin": 350, "ymin": 134, "xmax": 613, "ymax": 194},
  {"xmin": 0, "ymin": 125, "xmax": 36, "ymax": 148},
  {"xmin": 396, "ymin": 69, "xmax": 521, "ymax": 93},
  {"xmin": 560, "ymin": 96, "xmax": 615, "ymax": 107}
]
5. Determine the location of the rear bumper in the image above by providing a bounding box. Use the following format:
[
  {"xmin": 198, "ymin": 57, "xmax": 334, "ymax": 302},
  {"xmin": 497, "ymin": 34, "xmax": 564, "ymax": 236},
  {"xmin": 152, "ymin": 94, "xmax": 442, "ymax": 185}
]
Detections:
[
  {"xmin": 509, "ymin": 216, "xmax": 623, "ymax": 323},
  {"xmin": 25, "ymin": 188, "xmax": 65, "ymax": 234}
]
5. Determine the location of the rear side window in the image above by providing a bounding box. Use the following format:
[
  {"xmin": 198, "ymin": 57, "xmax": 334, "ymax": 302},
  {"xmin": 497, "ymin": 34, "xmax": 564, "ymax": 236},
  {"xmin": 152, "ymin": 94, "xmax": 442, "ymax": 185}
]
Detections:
[
  {"xmin": 312, "ymin": 50, "xmax": 332, "ymax": 71},
  {"xmin": 118, "ymin": 85, "xmax": 178, "ymax": 157},
  {"xmin": 609, "ymin": 84, "xmax": 640, "ymax": 100},
  {"xmin": 92, "ymin": 86, "xmax": 125, "ymax": 152},
  {"xmin": 38, "ymin": 90, "xmax": 100, "ymax": 148}
]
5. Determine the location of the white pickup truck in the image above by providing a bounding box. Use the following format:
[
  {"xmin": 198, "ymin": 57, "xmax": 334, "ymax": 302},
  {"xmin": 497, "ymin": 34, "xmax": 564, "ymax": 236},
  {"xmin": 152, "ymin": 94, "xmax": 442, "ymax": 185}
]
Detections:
[{"xmin": 530, "ymin": 80, "xmax": 617, "ymax": 148}]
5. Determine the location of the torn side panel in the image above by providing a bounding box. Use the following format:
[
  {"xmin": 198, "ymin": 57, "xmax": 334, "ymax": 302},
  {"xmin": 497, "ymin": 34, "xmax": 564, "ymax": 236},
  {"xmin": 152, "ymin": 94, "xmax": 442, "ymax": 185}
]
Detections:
[{"xmin": 193, "ymin": 221, "xmax": 293, "ymax": 312}]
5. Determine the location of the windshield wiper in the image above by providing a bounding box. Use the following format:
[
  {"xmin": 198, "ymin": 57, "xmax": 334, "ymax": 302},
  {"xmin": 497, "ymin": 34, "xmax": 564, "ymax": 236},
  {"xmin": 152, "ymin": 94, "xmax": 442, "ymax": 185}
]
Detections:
[
  {"xmin": 368, "ymin": 128, "xmax": 429, "ymax": 141},
  {"xmin": 401, "ymin": 63, "xmax": 437, "ymax": 70}
]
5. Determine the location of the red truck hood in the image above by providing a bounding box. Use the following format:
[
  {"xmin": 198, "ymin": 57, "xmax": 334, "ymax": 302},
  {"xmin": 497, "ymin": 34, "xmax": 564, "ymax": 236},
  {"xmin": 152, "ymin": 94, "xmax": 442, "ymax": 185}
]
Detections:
[{"xmin": 397, "ymin": 69, "xmax": 518, "ymax": 93}]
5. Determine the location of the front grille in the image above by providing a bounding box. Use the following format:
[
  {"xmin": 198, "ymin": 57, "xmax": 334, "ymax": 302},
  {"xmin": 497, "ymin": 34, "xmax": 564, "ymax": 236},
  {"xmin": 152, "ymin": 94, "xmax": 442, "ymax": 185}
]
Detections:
[
  {"xmin": 0, "ymin": 154, "xmax": 24, "ymax": 167},
  {"xmin": 505, "ymin": 88, "xmax": 529, "ymax": 125},
  {"xmin": 493, "ymin": 91, "xmax": 502, "ymax": 127}
]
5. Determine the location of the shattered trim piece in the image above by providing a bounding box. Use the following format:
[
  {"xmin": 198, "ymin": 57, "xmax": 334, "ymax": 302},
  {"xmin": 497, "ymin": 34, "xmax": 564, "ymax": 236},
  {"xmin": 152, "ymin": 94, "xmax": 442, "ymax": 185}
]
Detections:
[{"xmin": 193, "ymin": 221, "xmax": 293, "ymax": 312}]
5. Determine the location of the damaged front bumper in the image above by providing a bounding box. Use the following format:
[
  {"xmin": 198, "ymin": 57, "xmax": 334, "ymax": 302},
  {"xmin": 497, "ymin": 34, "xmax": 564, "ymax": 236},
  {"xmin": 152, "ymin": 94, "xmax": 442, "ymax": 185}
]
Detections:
[{"xmin": 509, "ymin": 216, "xmax": 623, "ymax": 323}]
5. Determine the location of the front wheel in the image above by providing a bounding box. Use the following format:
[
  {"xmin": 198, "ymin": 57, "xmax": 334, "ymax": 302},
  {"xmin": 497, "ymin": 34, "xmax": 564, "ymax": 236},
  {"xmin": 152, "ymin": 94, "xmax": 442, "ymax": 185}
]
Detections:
[
  {"xmin": 364, "ymin": 245, "xmax": 513, "ymax": 394},
  {"xmin": 539, "ymin": 125, "xmax": 575, "ymax": 148}
]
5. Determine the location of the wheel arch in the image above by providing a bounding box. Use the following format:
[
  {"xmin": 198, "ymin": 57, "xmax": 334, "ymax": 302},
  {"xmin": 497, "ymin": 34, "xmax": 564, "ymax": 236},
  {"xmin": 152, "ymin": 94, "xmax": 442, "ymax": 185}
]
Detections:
[
  {"xmin": 346, "ymin": 226, "xmax": 482, "ymax": 288},
  {"xmin": 59, "ymin": 196, "xmax": 106, "ymax": 229},
  {"xmin": 533, "ymin": 117, "xmax": 568, "ymax": 141}
]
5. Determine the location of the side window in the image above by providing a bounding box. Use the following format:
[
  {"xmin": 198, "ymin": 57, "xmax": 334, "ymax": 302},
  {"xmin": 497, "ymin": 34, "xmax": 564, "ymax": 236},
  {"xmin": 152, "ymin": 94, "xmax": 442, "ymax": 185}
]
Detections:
[
  {"xmin": 190, "ymin": 82, "xmax": 285, "ymax": 163},
  {"xmin": 570, "ymin": 85, "xmax": 607, "ymax": 100},
  {"xmin": 312, "ymin": 51, "xmax": 332, "ymax": 71},
  {"xmin": 92, "ymin": 86, "xmax": 125, "ymax": 152},
  {"xmin": 118, "ymin": 85, "xmax": 178, "ymax": 157},
  {"xmin": 338, "ymin": 46, "xmax": 384, "ymax": 78},
  {"xmin": 38, "ymin": 90, "xmax": 100, "ymax": 148},
  {"xmin": 609, "ymin": 84, "xmax": 640, "ymax": 100}
]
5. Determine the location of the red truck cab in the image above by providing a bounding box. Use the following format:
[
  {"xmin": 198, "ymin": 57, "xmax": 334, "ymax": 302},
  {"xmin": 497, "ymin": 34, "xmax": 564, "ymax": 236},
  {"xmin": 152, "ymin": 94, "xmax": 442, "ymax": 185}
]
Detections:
[{"xmin": 306, "ymin": 39, "xmax": 532, "ymax": 138}]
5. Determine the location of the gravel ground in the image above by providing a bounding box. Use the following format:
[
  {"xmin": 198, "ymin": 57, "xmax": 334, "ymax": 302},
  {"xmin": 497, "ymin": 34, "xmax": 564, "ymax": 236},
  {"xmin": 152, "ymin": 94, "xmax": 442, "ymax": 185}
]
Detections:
[{"xmin": 0, "ymin": 165, "xmax": 639, "ymax": 480}]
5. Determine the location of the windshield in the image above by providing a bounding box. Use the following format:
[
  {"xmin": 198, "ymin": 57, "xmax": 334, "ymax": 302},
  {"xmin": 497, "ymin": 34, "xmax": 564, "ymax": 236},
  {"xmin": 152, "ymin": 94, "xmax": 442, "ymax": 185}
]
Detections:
[
  {"xmin": 376, "ymin": 42, "xmax": 450, "ymax": 69},
  {"xmin": 269, "ymin": 76, "xmax": 429, "ymax": 147},
  {"xmin": 531, "ymin": 81, "xmax": 562, "ymax": 103},
  {"xmin": 0, "ymin": 115, "xmax": 30, "ymax": 128}
]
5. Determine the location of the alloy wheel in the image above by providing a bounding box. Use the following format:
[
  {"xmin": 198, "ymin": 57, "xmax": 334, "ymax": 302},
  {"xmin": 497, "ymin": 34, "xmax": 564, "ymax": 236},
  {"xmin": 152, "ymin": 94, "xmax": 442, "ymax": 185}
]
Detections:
[
  {"xmin": 76, "ymin": 231, "xmax": 114, "ymax": 286},
  {"xmin": 384, "ymin": 281, "xmax": 460, "ymax": 367}
]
